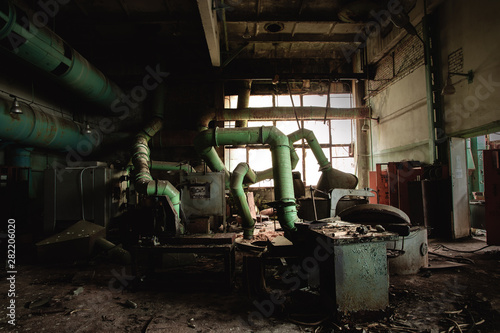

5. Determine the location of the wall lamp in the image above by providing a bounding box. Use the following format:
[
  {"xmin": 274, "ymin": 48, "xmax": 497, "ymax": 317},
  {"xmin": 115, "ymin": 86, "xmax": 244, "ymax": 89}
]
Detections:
[
  {"xmin": 9, "ymin": 95, "xmax": 23, "ymax": 114},
  {"xmin": 441, "ymin": 70, "xmax": 474, "ymax": 95},
  {"xmin": 362, "ymin": 116, "xmax": 380, "ymax": 133}
]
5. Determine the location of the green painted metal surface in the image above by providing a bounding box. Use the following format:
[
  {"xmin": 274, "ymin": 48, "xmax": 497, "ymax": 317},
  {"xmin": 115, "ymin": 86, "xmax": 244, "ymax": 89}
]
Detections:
[
  {"xmin": 231, "ymin": 163, "xmax": 256, "ymax": 239},
  {"xmin": 131, "ymin": 118, "xmax": 180, "ymax": 217},
  {"xmin": 0, "ymin": 97, "xmax": 89, "ymax": 151},
  {"xmin": 0, "ymin": 2, "xmax": 122, "ymax": 108},
  {"xmin": 149, "ymin": 161, "xmax": 195, "ymax": 173},
  {"xmin": 194, "ymin": 126, "xmax": 298, "ymax": 237}
]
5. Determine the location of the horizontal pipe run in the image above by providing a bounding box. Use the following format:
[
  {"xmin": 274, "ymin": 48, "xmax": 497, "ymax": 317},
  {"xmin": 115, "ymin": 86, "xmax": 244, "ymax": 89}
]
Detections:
[
  {"xmin": 198, "ymin": 107, "xmax": 370, "ymax": 129},
  {"xmin": 0, "ymin": 96, "xmax": 89, "ymax": 151},
  {"xmin": 219, "ymin": 107, "xmax": 370, "ymax": 121},
  {"xmin": 149, "ymin": 161, "xmax": 195, "ymax": 173},
  {"xmin": 0, "ymin": 2, "xmax": 123, "ymax": 108}
]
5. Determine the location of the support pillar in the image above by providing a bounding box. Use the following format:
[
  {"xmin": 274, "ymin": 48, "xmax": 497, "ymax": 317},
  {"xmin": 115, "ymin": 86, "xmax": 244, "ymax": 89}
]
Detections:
[{"xmin": 353, "ymin": 80, "xmax": 370, "ymax": 189}]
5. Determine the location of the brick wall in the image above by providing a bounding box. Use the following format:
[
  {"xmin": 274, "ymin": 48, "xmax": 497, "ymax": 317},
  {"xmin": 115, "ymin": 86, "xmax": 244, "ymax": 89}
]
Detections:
[{"xmin": 367, "ymin": 23, "xmax": 425, "ymax": 96}]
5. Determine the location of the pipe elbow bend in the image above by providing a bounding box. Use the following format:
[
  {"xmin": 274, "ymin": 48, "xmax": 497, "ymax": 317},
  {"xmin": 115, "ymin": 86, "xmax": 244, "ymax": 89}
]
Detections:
[
  {"xmin": 193, "ymin": 129, "xmax": 215, "ymax": 154},
  {"xmin": 264, "ymin": 126, "xmax": 288, "ymax": 147}
]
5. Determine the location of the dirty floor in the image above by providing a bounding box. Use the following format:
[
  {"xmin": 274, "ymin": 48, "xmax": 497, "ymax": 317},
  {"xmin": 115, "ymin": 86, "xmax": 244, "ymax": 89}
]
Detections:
[{"xmin": 1, "ymin": 236, "xmax": 500, "ymax": 332}]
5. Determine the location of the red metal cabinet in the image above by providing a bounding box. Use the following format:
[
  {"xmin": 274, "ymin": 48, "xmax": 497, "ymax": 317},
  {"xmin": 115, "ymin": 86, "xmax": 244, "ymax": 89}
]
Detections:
[{"xmin": 484, "ymin": 149, "xmax": 500, "ymax": 245}]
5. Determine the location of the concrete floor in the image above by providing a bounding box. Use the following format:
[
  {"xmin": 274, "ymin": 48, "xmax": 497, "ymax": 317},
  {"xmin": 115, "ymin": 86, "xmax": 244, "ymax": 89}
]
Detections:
[{"xmin": 1, "ymin": 236, "xmax": 499, "ymax": 332}]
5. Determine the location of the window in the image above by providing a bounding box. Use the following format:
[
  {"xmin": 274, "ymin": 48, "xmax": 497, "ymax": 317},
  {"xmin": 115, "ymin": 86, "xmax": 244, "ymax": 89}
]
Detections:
[{"xmin": 224, "ymin": 94, "xmax": 355, "ymax": 187}]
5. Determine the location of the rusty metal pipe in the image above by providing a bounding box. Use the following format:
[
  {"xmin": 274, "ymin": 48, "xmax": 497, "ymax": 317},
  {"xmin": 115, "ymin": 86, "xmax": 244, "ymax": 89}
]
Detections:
[
  {"xmin": 0, "ymin": 96, "xmax": 89, "ymax": 151},
  {"xmin": 198, "ymin": 107, "xmax": 370, "ymax": 129}
]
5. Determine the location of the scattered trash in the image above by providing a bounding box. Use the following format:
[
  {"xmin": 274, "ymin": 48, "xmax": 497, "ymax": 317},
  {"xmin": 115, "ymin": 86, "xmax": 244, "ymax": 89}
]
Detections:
[
  {"xmin": 25, "ymin": 297, "xmax": 52, "ymax": 309},
  {"xmin": 356, "ymin": 225, "xmax": 369, "ymax": 235},
  {"xmin": 187, "ymin": 317, "xmax": 196, "ymax": 329},
  {"xmin": 65, "ymin": 308, "xmax": 89, "ymax": 315},
  {"xmin": 72, "ymin": 287, "xmax": 84, "ymax": 296},
  {"xmin": 123, "ymin": 300, "xmax": 138, "ymax": 309},
  {"xmin": 375, "ymin": 225, "xmax": 386, "ymax": 232}
]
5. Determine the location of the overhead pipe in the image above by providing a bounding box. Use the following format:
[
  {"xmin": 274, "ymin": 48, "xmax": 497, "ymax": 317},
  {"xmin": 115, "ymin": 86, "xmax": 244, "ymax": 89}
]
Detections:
[
  {"xmin": 194, "ymin": 126, "xmax": 299, "ymax": 238},
  {"xmin": 230, "ymin": 163, "xmax": 257, "ymax": 239},
  {"xmin": 0, "ymin": 96, "xmax": 90, "ymax": 151},
  {"xmin": 198, "ymin": 107, "xmax": 370, "ymax": 129},
  {"xmin": 0, "ymin": 2, "xmax": 123, "ymax": 108}
]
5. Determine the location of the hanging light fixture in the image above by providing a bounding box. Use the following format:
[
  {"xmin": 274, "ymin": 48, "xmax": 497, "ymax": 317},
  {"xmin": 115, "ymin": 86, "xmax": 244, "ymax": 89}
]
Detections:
[
  {"xmin": 441, "ymin": 70, "xmax": 474, "ymax": 95},
  {"xmin": 83, "ymin": 123, "xmax": 92, "ymax": 134},
  {"xmin": 441, "ymin": 76, "xmax": 456, "ymax": 95},
  {"xmin": 10, "ymin": 96, "xmax": 23, "ymax": 114},
  {"xmin": 361, "ymin": 120, "xmax": 370, "ymax": 133},
  {"xmin": 242, "ymin": 24, "xmax": 252, "ymax": 39}
]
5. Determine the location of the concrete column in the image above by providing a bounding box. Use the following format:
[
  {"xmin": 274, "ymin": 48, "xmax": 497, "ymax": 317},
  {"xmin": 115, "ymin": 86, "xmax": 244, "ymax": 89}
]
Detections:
[
  {"xmin": 235, "ymin": 80, "xmax": 252, "ymax": 128},
  {"xmin": 353, "ymin": 80, "xmax": 370, "ymax": 189}
]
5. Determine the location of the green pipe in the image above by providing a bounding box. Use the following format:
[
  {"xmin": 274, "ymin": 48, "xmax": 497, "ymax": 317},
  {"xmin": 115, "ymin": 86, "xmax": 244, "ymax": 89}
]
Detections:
[
  {"xmin": 150, "ymin": 161, "xmax": 195, "ymax": 173},
  {"xmin": 125, "ymin": 161, "xmax": 195, "ymax": 182},
  {"xmin": 0, "ymin": 2, "xmax": 123, "ymax": 107},
  {"xmin": 288, "ymin": 129, "xmax": 330, "ymax": 169},
  {"xmin": 194, "ymin": 126, "xmax": 298, "ymax": 237},
  {"xmin": 0, "ymin": 96, "xmax": 89, "ymax": 151},
  {"xmin": 288, "ymin": 128, "xmax": 358, "ymax": 191},
  {"xmin": 131, "ymin": 117, "xmax": 180, "ymax": 217},
  {"xmin": 230, "ymin": 163, "xmax": 257, "ymax": 239},
  {"xmin": 254, "ymin": 133, "xmax": 300, "ymax": 182}
]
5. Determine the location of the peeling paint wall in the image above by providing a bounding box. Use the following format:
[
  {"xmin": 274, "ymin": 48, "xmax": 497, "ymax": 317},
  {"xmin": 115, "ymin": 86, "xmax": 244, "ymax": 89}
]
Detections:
[
  {"xmin": 369, "ymin": 66, "xmax": 430, "ymax": 165},
  {"xmin": 439, "ymin": 0, "xmax": 500, "ymax": 137}
]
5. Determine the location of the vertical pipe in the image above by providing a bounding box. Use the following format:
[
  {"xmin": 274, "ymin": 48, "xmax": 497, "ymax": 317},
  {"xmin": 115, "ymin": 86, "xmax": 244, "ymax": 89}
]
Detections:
[
  {"xmin": 235, "ymin": 80, "xmax": 252, "ymax": 128},
  {"xmin": 230, "ymin": 163, "xmax": 257, "ymax": 239}
]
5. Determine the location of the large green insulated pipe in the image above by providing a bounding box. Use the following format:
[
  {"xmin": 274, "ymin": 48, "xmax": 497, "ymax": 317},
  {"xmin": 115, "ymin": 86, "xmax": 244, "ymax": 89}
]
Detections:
[
  {"xmin": 287, "ymin": 128, "xmax": 358, "ymax": 191},
  {"xmin": 149, "ymin": 161, "xmax": 195, "ymax": 174},
  {"xmin": 230, "ymin": 163, "xmax": 257, "ymax": 239},
  {"xmin": 0, "ymin": 2, "xmax": 123, "ymax": 108},
  {"xmin": 0, "ymin": 96, "xmax": 90, "ymax": 151},
  {"xmin": 132, "ymin": 117, "xmax": 180, "ymax": 217},
  {"xmin": 194, "ymin": 126, "xmax": 298, "ymax": 237}
]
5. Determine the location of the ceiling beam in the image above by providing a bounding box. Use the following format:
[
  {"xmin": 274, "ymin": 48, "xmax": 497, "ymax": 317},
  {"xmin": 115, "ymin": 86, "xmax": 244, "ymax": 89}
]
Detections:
[
  {"xmin": 222, "ymin": 71, "xmax": 372, "ymax": 81},
  {"xmin": 229, "ymin": 34, "xmax": 359, "ymax": 43},
  {"xmin": 197, "ymin": 0, "xmax": 221, "ymax": 67}
]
